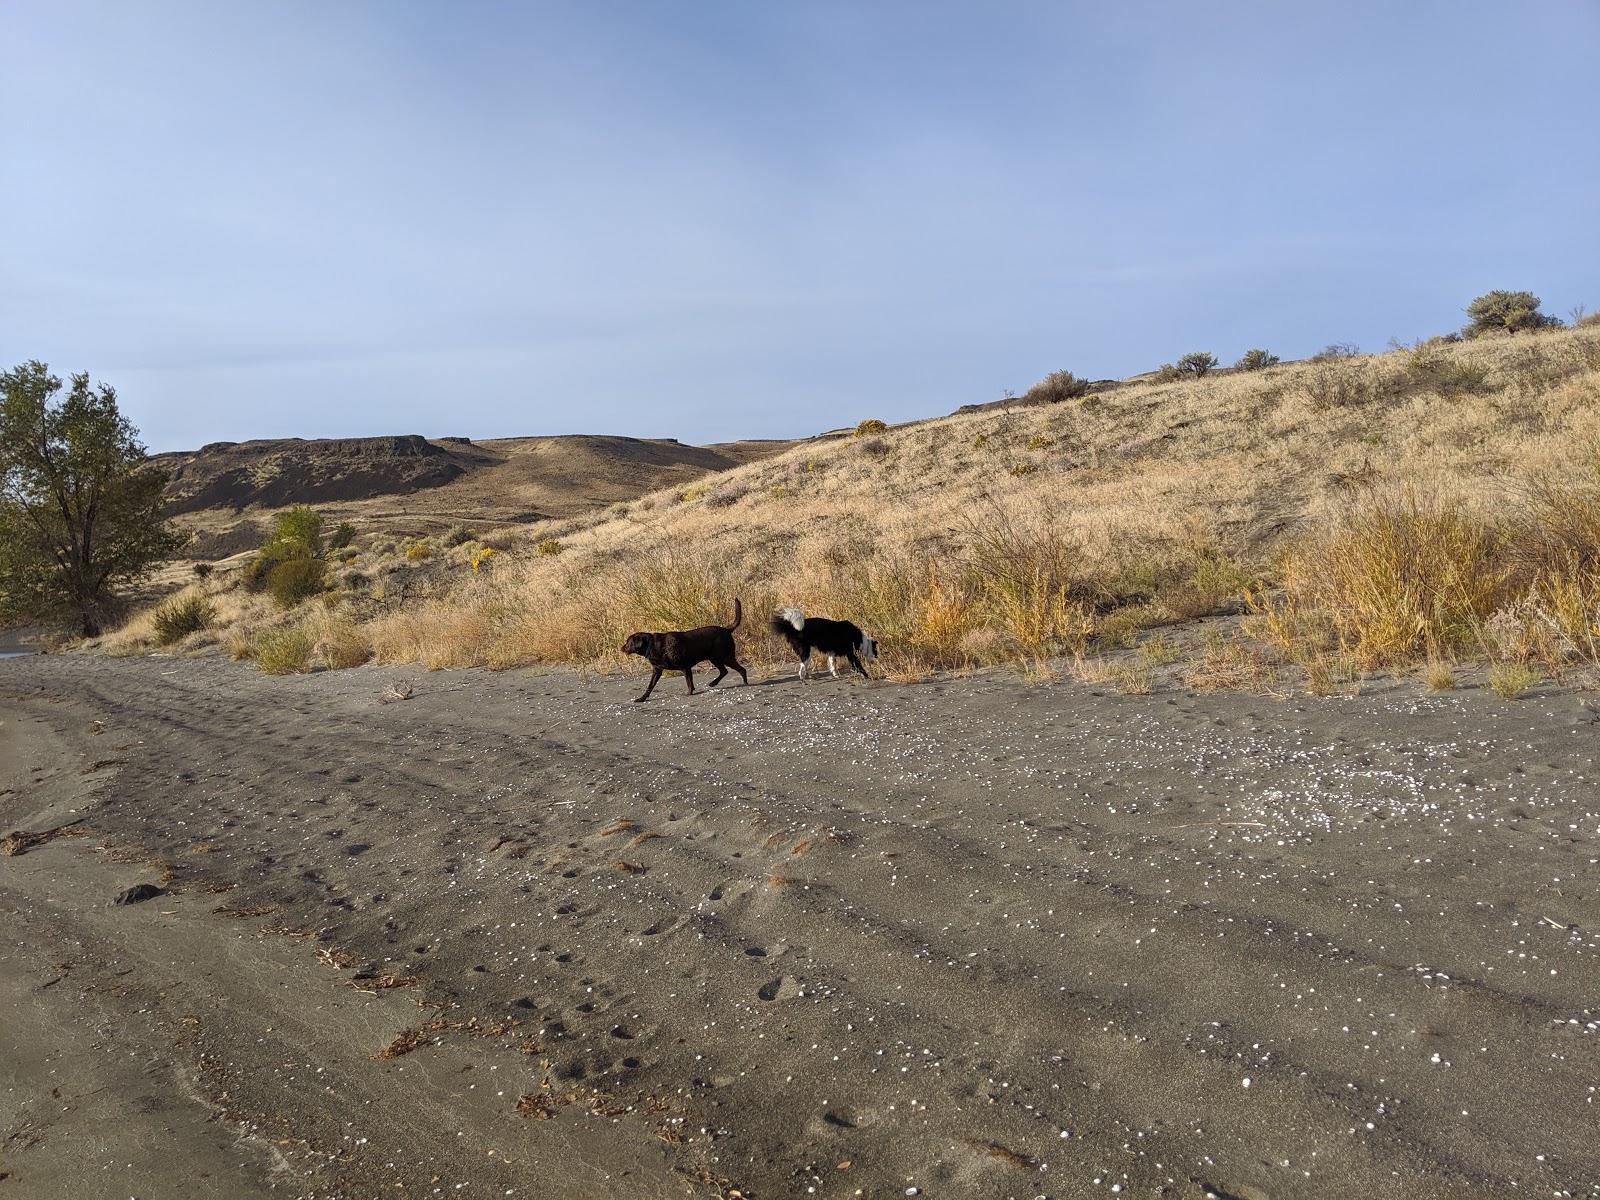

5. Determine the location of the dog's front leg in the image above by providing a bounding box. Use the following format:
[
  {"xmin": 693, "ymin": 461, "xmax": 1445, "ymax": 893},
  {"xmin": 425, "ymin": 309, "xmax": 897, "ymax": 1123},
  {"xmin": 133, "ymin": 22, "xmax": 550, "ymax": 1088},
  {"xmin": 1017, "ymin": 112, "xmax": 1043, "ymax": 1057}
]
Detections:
[
  {"xmin": 827, "ymin": 655, "xmax": 838, "ymax": 677},
  {"xmin": 635, "ymin": 668, "xmax": 663, "ymax": 703},
  {"xmin": 683, "ymin": 666, "xmax": 696, "ymax": 695}
]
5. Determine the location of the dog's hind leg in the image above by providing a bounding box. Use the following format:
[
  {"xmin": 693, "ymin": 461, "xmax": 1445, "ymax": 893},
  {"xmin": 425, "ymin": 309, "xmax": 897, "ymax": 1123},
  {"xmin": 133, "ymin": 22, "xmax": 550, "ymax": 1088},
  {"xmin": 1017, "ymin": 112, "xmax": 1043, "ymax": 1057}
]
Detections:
[
  {"xmin": 634, "ymin": 668, "xmax": 663, "ymax": 703},
  {"xmin": 708, "ymin": 663, "xmax": 729, "ymax": 688},
  {"xmin": 683, "ymin": 666, "xmax": 697, "ymax": 695},
  {"xmin": 731, "ymin": 658, "xmax": 749, "ymax": 686},
  {"xmin": 827, "ymin": 655, "xmax": 838, "ymax": 677},
  {"xmin": 798, "ymin": 655, "xmax": 810, "ymax": 680}
]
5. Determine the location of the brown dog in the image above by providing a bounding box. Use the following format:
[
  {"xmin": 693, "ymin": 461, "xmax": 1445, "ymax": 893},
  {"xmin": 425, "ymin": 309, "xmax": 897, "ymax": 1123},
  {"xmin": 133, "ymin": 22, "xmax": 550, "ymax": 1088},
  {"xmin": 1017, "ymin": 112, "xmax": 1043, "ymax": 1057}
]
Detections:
[{"xmin": 621, "ymin": 599, "xmax": 748, "ymax": 702}]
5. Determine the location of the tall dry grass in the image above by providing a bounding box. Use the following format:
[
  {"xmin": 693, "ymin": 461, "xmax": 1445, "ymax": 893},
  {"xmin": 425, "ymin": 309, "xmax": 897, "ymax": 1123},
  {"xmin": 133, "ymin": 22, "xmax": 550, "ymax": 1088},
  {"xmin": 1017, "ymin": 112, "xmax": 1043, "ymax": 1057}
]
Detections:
[{"xmin": 1253, "ymin": 462, "xmax": 1600, "ymax": 674}]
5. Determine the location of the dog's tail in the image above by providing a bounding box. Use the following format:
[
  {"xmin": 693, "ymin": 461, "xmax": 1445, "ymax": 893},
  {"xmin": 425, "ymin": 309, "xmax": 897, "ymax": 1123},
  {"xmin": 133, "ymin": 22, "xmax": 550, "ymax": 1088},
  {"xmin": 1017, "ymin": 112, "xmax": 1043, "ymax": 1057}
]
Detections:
[
  {"xmin": 727, "ymin": 598, "xmax": 742, "ymax": 631},
  {"xmin": 774, "ymin": 606, "xmax": 805, "ymax": 632}
]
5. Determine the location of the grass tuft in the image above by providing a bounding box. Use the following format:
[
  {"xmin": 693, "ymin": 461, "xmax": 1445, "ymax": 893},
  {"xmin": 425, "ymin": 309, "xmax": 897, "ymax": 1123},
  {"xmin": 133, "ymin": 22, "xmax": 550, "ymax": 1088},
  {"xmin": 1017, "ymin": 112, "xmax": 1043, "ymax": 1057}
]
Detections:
[{"xmin": 152, "ymin": 592, "xmax": 214, "ymax": 645}]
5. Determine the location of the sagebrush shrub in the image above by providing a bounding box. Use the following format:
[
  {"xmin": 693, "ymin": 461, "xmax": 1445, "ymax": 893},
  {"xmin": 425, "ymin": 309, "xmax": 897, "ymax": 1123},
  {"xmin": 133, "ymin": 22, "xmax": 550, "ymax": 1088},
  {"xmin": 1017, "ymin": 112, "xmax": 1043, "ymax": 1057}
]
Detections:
[
  {"xmin": 1464, "ymin": 290, "xmax": 1561, "ymax": 338},
  {"xmin": 1176, "ymin": 352, "xmax": 1217, "ymax": 378},
  {"xmin": 442, "ymin": 524, "xmax": 474, "ymax": 547},
  {"xmin": 266, "ymin": 557, "xmax": 327, "ymax": 608},
  {"xmin": 1303, "ymin": 362, "xmax": 1373, "ymax": 408},
  {"xmin": 1024, "ymin": 370, "xmax": 1089, "ymax": 403},
  {"xmin": 1235, "ymin": 348, "xmax": 1279, "ymax": 371},
  {"xmin": 328, "ymin": 522, "xmax": 357, "ymax": 550},
  {"xmin": 1312, "ymin": 343, "xmax": 1361, "ymax": 362},
  {"xmin": 405, "ymin": 541, "xmax": 432, "ymax": 562},
  {"xmin": 854, "ymin": 418, "xmax": 888, "ymax": 435}
]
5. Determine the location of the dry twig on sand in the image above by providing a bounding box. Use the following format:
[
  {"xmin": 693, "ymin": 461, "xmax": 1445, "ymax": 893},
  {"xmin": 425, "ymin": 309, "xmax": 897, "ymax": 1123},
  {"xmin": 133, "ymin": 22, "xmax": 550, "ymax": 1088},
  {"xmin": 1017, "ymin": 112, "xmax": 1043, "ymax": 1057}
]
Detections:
[{"xmin": 1, "ymin": 820, "xmax": 88, "ymax": 856}]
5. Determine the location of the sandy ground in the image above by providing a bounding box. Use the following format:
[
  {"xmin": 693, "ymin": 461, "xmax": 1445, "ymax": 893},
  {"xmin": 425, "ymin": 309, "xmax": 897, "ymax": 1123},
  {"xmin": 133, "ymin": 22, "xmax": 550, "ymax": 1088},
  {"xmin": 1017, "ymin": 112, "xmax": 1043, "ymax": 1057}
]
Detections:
[{"xmin": 1, "ymin": 655, "xmax": 1597, "ymax": 1200}]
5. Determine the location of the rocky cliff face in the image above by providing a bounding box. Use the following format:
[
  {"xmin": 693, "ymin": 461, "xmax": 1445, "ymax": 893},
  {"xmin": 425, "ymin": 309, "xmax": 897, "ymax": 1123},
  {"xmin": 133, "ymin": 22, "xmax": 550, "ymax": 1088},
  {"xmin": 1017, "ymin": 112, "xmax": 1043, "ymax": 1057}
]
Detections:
[{"xmin": 154, "ymin": 436, "xmax": 482, "ymax": 513}]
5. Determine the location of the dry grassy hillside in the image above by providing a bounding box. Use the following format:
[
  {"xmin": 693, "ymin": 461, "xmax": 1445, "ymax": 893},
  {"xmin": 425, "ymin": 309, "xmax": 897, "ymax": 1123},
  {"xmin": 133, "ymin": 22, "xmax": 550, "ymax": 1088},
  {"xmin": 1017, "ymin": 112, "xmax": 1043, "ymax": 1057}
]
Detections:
[{"xmin": 113, "ymin": 326, "xmax": 1600, "ymax": 691}]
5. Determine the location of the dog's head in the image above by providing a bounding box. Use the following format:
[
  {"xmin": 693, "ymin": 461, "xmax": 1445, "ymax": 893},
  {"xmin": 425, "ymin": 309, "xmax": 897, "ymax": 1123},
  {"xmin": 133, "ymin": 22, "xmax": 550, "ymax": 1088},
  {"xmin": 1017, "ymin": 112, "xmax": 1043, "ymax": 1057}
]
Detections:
[
  {"xmin": 858, "ymin": 635, "xmax": 879, "ymax": 661},
  {"xmin": 621, "ymin": 633, "xmax": 653, "ymax": 658}
]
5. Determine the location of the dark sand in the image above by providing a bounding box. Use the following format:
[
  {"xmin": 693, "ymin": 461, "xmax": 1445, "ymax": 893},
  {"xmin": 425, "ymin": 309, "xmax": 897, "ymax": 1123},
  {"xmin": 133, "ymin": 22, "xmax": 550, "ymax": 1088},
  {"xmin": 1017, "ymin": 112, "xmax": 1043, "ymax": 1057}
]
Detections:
[{"xmin": 2, "ymin": 655, "xmax": 1597, "ymax": 1199}]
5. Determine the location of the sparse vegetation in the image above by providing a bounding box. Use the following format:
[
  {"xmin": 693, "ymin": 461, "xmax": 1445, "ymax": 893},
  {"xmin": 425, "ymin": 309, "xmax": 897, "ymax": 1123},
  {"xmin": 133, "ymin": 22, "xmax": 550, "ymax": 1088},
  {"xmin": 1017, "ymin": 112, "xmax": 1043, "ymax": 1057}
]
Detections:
[
  {"xmin": 1487, "ymin": 661, "xmax": 1539, "ymax": 698},
  {"xmin": 1303, "ymin": 361, "xmax": 1373, "ymax": 408},
  {"xmin": 1111, "ymin": 662, "xmax": 1153, "ymax": 694},
  {"xmin": 311, "ymin": 616, "xmax": 373, "ymax": 669},
  {"xmin": 101, "ymin": 311, "xmax": 1600, "ymax": 691},
  {"xmin": 854, "ymin": 419, "xmax": 888, "ymax": 435},
  {"xmin": 248, "ymin": 622, "xmax": 317, "ymax": 674},
  {"xmin": 405, "ymin": 541, "xmax": 433, "ymax": 562},
  {"xmin": 1399, "ymin": 345, "xmax": 1491, "ymax": 397},
  {"xmin": 1024, "ymin": 370, "xmax": 1089, "ymax": 403},
  {"xmin": 1423, "ymin": 658, "xmax": 1456, "ymax": 691},
  {"xmin": 1235, "ymin": 348, "xmax": 1279, "ymax": 371},
  {"xmin": 1176, "ymin": 352, "xmax": 1218, "ymax": 378},
  {"xmin": 151, "ymin": 592, "xmax": 214, "ymax": 645},
  {"xmin": 1261, "ymin": 488, "xmax": 1508, "ymax": 667},
  {"xmin": 1312, "ymin": 342, "xmax": 1361, "ymax": 361}
]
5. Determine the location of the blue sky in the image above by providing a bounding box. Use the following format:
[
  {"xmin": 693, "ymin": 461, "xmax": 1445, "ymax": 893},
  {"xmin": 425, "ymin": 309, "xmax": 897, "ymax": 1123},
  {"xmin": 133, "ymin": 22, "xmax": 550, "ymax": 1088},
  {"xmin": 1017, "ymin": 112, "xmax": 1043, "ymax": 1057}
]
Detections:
[{"xmin": 4, "ymin": 2, "xmax": 1596, "ymax": 451}]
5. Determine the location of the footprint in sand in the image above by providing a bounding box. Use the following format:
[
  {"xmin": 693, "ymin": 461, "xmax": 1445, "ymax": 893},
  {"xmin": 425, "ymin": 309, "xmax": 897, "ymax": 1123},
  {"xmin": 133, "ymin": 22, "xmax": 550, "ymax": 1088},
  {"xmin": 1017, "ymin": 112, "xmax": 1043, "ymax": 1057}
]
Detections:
[{"xmin": 757, "ymin": 975, "xmax": 803, "ymax": 1002}]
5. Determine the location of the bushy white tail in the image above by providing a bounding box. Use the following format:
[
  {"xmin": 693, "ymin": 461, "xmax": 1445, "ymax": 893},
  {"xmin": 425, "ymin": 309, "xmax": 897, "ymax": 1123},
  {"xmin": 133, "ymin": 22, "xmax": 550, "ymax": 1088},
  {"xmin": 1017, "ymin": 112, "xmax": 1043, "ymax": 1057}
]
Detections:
[{"xmin": 777, "ymin": 606, "xmax": 805, "ymax": 631}]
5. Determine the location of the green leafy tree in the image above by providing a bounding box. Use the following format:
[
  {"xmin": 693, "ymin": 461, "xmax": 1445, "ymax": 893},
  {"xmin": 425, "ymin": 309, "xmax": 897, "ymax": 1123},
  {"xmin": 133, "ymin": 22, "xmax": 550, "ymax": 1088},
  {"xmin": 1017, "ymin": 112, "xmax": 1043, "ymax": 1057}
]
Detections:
[
  {"xmin": 0, "ymin": 362, "xmax": 182, "ymax": 635},
  {"xmin": 1176, "ymin": 351, "xmax": 1218, "ymax": 378},
  {"xmin": 1464, "ymin": 290, "xmax": 1562, "ymax": 338}
]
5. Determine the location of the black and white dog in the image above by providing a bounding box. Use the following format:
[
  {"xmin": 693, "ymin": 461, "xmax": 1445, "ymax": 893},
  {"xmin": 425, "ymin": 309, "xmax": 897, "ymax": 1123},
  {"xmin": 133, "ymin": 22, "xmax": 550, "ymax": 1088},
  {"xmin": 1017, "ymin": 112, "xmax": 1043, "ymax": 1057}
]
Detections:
[{"xmin": 771, "ymin": 607, "xmax": 877, "ymax": 680}]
